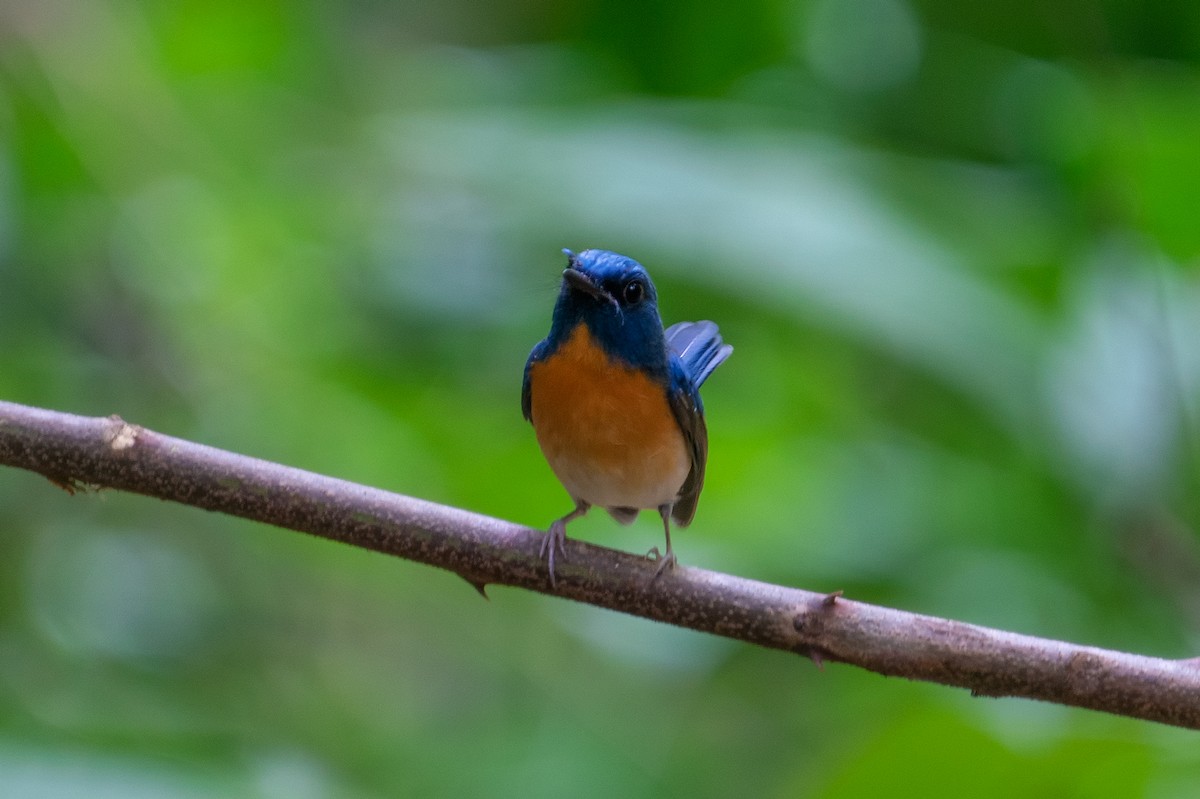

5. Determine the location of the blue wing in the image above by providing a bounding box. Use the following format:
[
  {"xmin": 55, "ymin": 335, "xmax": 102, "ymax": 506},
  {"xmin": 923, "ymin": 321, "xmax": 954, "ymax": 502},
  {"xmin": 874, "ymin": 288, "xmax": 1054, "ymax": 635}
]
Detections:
[
  {"xmin": 664, "ymin": 321, "xmax": 732, "ymax": 526},
  {"xmin": 522, "ymin": 339, "xmax": 550, "ymax": 423}
]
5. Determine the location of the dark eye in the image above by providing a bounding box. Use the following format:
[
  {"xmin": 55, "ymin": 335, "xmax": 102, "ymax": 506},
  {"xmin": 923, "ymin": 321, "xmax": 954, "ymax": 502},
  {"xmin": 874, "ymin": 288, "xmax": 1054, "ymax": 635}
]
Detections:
[{"xmin": 622, "ymin": 279, "xmax": 645, "ymax": 305}]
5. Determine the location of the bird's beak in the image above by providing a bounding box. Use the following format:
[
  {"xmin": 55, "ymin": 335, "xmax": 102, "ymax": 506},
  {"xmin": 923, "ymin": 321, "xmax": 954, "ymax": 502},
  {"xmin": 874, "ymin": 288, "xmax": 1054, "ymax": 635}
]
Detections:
[{"xmin": 563, "ymin": 268, "xmax": 615, "ymax": 306}]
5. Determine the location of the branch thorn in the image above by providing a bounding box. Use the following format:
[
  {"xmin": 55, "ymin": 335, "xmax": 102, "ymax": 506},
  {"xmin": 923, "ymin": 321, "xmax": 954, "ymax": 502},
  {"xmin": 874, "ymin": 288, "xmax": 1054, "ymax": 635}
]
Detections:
[{"xmin": 461, "ymin": 576, "xmax": 490, "ymax": 600}]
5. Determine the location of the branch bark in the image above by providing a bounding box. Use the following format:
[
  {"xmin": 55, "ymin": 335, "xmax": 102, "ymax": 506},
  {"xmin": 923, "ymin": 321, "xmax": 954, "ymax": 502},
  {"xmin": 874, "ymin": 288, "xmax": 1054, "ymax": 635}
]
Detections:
[{"xmin": 1, "ymin": 399, "xmax": 1198, "ymax": 729}]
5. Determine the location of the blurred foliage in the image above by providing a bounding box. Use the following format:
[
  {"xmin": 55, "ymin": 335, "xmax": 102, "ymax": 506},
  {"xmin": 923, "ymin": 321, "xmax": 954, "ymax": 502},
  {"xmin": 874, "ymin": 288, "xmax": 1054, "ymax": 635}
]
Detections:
[{"xmin": 2, "ymin": 0, "xmax": 1200, "ymax": 795}]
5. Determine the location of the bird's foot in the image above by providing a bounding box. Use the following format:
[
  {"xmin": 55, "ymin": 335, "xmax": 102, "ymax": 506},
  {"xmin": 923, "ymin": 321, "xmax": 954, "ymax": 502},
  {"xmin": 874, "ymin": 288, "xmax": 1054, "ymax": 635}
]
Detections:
[
  {"xmin": 540, "ymin": 520, "xmax": 568, "ymax": 588},
  {"xmin": 646, "ymin": 546, "xmax": 677, "ymax": 580}
]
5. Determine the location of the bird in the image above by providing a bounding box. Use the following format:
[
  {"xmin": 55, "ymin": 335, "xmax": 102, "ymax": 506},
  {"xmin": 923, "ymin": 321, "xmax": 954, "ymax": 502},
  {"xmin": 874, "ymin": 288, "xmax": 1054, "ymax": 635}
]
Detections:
[{"xmin": 522, "ymin": 248, "xmax": 732, "ymax": 586}]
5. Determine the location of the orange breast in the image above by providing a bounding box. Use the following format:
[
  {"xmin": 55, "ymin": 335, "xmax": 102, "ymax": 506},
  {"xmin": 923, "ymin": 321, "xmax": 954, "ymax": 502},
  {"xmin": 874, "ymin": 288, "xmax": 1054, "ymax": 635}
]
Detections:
[{"xmin": 529, "ymin": 325, "xmax": 690, "ymax": 510}]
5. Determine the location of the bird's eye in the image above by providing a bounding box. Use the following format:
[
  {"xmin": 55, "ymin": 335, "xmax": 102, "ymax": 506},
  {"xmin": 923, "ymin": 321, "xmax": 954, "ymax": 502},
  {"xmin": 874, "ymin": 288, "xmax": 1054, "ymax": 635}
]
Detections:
[{"xmin": 623, "ymin": 280, "xmax": 645, "ymax": 305}]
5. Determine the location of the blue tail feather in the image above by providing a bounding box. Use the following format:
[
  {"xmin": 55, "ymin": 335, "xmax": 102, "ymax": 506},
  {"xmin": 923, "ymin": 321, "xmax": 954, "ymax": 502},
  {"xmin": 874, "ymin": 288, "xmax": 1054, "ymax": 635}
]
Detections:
[{"xmin": 665, "ymin": 321, "xmax": 733, "ymax": 388}]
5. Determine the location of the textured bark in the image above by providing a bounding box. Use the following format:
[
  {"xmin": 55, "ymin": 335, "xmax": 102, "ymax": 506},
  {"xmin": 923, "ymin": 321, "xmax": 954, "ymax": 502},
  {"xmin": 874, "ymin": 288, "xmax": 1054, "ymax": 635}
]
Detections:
[{"xmin": 2, "ymin": 400, "xmax": 1198, "ymax": 728}]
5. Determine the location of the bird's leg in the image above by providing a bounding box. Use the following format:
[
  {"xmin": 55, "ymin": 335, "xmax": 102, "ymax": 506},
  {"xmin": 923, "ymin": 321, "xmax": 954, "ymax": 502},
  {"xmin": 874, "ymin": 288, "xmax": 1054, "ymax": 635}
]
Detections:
[
  {"xmin": 542, "ymin": 499, "xmax": 589, "ymax": 587},
  {"xmin": 648, "ymin": 503, "xmax": 678, "ymax": 579}
]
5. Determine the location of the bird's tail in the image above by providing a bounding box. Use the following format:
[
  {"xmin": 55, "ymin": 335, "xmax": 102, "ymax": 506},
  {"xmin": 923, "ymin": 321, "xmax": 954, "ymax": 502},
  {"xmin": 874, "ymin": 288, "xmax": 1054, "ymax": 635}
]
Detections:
[{"xmin": 665, "ymin": 321, "xmax": 733, "ymax": 387}]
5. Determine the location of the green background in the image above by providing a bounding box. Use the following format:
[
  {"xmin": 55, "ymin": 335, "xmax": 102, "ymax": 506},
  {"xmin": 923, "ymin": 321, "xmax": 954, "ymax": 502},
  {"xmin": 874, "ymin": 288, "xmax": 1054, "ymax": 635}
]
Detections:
[{"xmin": 2, "ymin": 0, "xmax": 1200, "ymax": 795}]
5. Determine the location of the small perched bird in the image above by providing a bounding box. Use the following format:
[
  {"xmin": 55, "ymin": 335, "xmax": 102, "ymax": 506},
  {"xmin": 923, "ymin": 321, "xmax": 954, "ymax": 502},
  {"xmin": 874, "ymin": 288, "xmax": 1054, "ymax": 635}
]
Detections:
[{"xmin": 522, "ymin": 249, "xmax": 732, "ymax": 585}]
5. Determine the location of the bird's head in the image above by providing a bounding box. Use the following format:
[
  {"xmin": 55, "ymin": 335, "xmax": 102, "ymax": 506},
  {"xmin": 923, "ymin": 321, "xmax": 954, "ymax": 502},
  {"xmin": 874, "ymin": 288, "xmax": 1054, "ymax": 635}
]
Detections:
[{"xmin": 550, "ymin": 248, "xmax": 667, "ymax": 372}]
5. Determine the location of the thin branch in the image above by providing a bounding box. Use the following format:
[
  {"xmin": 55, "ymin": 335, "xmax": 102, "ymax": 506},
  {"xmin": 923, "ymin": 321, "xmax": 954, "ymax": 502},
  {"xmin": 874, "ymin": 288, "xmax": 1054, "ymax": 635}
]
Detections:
[{"xmin": 1, "ymin": 399, "xmax": 1198, "ymax": 729}]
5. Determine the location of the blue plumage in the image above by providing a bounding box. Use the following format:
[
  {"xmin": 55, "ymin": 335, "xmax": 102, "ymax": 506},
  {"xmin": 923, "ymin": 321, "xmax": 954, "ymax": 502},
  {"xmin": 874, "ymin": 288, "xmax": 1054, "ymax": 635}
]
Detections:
[{"xmin": 666, "ymin": 320, "xmax": 733, "ymax": 390}]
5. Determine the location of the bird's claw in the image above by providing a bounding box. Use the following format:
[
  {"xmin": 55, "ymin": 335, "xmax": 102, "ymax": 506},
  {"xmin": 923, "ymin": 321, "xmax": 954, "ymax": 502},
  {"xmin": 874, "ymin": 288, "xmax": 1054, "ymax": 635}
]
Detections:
[
  {"xmin": 540, "ymin": 521, "xmax": 568, "ymax": 588},
  {"xmin": 646, "ymin": 546, "xmax": 677, "ymax": 580}
]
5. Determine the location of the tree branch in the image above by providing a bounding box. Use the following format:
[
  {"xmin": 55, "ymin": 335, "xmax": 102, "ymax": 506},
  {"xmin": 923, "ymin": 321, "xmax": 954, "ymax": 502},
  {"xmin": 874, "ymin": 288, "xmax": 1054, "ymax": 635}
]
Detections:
[{"xmin": 1, "ymin": 399, "xmax": 1197, "ymax": 729}]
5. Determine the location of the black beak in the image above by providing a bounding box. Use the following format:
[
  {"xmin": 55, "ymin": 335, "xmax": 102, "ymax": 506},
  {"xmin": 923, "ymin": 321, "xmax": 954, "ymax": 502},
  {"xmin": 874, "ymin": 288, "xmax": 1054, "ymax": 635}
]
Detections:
[{"xmin": 563, "ymin": 268, "xmax": 615, "ymax": 305}]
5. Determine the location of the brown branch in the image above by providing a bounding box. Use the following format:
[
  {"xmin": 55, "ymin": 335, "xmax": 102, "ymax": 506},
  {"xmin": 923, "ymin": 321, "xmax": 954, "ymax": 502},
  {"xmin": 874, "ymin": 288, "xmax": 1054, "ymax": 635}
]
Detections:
[{"xmin": 1, "ymin": 399, "xmax": 1198, "ymax": 729}]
